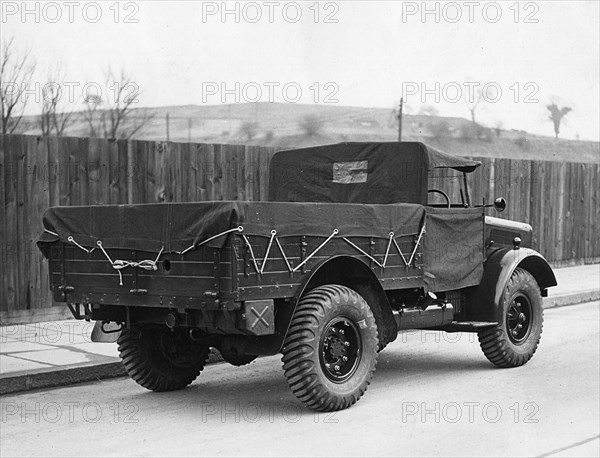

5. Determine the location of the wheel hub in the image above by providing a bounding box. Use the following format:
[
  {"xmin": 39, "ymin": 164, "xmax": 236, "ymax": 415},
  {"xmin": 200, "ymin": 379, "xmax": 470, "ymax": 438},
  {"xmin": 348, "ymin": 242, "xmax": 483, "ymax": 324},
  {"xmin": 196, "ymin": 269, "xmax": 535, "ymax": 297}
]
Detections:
[
  {"xmin": 329, "ymin": 338, "xmax": 345, "ymax": 358},
  {"xmin": 320, "ymin": 317, "xmax": 362, "ymax": 383},
  {"xmin": 506, "ymin": 296, "xmax": 533, "ymax": 344}
]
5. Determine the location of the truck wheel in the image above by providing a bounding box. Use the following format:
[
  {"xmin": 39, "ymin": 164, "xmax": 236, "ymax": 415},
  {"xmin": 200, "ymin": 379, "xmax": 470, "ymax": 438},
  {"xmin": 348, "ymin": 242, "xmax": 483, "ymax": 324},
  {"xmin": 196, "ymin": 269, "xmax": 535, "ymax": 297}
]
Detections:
[
  {"xmin": 281, "ymin": 285, "xmax": 379, "ymax": 411},
  {"xmin": 117, "ymin": 326, "xmax": 209, "ymax": 392},
  {"xmin": 478, "ymin": 268, "xmax": 543, "ymax": 368}
]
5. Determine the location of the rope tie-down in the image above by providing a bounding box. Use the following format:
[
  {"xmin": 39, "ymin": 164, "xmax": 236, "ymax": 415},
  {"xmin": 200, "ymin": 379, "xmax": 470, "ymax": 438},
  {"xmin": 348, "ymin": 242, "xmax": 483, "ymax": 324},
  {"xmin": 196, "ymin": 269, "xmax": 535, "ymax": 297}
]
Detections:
[
  {"xmin": 66, "ymin": 226, "xmax": 245, "ymax": 286},
  {"xmin": 241, "ymin": 229, "xmax": 339, "ymax": 274},
  {"xmin": 96, "ymin": 241, "xmax": 164, "ymax": 286},
  {"xmin": 64, "ymin": 223, "xmax": 424, "ymax": 285},
  {"xmin": 240, "ymin": 224, "xmax": 425, "ymax": 274},
  {"xmin": 341, "ymin": 223, "xmax": 425, "ymax": 269}
]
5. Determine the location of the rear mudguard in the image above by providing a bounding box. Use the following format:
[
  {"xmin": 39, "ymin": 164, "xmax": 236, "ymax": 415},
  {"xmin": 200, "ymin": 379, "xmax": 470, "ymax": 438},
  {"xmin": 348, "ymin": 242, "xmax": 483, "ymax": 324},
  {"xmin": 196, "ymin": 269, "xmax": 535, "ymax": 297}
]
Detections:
[
  {"xmin": 247, "ymin": 255, "xmax": 396, "ymax": 356},
  {"xmin": 466, "ymin": 247, "xmax": 557, "ymax": 322},
  {"xmin": 287, "ymin": 255, "xmax": 397, "ymax": 347}
]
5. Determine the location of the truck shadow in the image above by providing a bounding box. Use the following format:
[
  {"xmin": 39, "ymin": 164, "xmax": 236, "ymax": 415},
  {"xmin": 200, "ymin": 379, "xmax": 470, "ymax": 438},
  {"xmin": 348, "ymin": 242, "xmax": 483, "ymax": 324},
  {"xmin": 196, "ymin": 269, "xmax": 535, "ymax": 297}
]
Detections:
[
  {"xmin": 123, "ymin": 344, "xmax": 496, "ymax": 423},
  {"xmin": 373, "ymin": 347, "xmax": 494, "ymax": 382}
]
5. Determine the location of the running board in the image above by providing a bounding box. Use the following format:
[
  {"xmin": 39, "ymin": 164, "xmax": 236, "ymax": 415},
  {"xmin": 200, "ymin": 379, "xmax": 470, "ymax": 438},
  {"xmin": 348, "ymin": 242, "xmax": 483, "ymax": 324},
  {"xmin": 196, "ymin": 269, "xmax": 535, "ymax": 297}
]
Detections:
[{"xmin": 436, "ymin": 321, "xmax": 498, "ymax": 333}]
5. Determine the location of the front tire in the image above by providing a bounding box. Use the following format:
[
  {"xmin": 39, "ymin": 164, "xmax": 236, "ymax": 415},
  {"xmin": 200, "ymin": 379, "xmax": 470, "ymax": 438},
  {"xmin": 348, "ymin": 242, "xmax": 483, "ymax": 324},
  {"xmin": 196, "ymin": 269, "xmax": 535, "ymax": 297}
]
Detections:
[
  {"xmin": 281, "ymin": 285, "xmax": 379, "ymax": 411},
  {"xmin": 478, "ymin": 268, "xmax": 544, "ymax": 368},
  {"xmin": 117, "ymin": 326, "xmax": 209, "ymax": 392}
]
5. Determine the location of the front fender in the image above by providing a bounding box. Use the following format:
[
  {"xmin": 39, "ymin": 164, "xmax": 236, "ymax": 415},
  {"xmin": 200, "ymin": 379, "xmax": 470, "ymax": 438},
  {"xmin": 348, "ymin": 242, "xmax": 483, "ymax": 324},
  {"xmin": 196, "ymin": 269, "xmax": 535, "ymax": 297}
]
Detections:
[{"xmin": 466, "ymin": 247, "xmax": 557, "ymax": 322}]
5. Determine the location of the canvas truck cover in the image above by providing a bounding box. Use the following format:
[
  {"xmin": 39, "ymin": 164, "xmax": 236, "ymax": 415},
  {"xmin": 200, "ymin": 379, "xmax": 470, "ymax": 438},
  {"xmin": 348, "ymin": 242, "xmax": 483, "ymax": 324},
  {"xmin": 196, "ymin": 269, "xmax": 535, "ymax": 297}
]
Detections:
[
  {"xmin": 268, "ymin": 142, "xmax": 481, "ymax": 204},
  {"xmin": 38, "ymin": 201, "xmax": 484, "ymax": 292},
  {"xmin": 38, "ymin": 201, "xmax": 425, "ymax": 255}
]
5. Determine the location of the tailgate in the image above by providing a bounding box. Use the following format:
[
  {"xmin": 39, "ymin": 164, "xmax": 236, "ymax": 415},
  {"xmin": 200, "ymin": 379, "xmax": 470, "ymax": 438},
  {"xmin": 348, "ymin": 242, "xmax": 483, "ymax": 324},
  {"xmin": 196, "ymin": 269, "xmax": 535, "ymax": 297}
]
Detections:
[{"xmin": 46, "ymin": 242, "xmax": 236, "ymax": 308}]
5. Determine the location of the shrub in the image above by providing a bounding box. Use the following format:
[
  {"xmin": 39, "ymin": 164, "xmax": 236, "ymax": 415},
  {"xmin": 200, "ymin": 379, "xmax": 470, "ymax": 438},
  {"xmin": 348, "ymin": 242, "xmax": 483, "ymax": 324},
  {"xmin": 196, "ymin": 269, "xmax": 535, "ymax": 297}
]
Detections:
[
  {"xmin": 513, "ymin": 136, "xmax": 529, "ymax": 149},
  {"xmin": 298, "ymin": 115, "xmax": 324, "ymax": 137},
  {"xmin": 239, "ymin": 121, "xmax": 260, "ymax": 141}
]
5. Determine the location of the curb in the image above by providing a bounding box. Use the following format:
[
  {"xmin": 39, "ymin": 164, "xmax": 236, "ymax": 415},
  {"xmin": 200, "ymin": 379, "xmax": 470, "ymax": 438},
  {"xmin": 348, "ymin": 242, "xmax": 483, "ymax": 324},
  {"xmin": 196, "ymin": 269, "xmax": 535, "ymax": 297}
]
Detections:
[
  {"xmin": 2, "ymin": 291, "xmax": 598, "ymax": 396},
  {"xmin": 0, "ymin": 362, "xmax": 127, "ymax": 396},
  {"xmin": 0, "ymin": 349, "xmax": 225, "ymax": 396},
  {"xmin": 543, "ymin": 289, "xmax": 599, "ymax": 309}
]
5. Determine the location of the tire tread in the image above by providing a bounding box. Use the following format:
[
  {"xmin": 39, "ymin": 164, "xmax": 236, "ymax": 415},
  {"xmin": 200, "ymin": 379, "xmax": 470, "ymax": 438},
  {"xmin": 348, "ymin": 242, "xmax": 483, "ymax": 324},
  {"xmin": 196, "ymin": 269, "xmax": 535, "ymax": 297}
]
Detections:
[
  {"xmin": 478, "ymin": 268, "xmax": 544, "ymax": 368},
  {"xmin": 281, "ymin": 285, "xmax": 378, "ymax": 411},
  {"xmin": 117, "ymin": 328, "xmax": 208, "ymax": 392}
]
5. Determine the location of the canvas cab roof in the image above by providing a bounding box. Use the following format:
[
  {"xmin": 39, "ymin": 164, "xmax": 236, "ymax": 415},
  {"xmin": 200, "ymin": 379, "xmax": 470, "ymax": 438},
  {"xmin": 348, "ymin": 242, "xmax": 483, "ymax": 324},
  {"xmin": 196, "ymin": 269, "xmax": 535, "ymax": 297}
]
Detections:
[{"xmin": 268, "ymin": 142, "xmax": 481, "ymax": 205}]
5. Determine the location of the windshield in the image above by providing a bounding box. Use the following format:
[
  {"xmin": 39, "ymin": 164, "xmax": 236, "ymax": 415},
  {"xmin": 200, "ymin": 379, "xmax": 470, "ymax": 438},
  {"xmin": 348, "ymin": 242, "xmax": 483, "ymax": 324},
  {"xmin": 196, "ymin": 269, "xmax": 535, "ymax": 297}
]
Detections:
[{"xmin": 427, "ymin": 168, "xmax": 472, "ymax": 208}]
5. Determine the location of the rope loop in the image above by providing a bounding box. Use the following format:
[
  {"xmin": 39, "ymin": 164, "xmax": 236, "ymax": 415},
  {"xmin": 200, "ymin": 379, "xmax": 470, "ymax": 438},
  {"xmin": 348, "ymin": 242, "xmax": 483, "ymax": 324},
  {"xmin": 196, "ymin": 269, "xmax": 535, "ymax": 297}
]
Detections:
[{"xmin": 96, "ymin": 241, "xmax": 164, "ymax": 286}]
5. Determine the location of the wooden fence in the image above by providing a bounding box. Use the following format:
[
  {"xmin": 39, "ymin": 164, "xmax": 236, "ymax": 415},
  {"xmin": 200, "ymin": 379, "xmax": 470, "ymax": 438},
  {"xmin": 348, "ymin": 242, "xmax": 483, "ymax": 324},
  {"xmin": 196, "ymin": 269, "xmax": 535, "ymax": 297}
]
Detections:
[{"xmin": 1, "ymin": 134, "xmax": 598, "ymax": 318}]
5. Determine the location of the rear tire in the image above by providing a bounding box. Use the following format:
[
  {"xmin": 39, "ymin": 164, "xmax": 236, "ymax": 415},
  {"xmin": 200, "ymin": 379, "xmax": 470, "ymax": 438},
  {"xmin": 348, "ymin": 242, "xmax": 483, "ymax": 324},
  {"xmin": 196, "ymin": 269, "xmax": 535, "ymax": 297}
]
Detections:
[
  {"xmin": 281, "ymin": 285, "xmax": 379, "ymax": 411},
  {"xmin": 478, "ymin": 268, "xmax": 543, "ymax": 368},
  {"xmin": 117, "ymin": 326, "xmax": 209, "ymax": 392}
]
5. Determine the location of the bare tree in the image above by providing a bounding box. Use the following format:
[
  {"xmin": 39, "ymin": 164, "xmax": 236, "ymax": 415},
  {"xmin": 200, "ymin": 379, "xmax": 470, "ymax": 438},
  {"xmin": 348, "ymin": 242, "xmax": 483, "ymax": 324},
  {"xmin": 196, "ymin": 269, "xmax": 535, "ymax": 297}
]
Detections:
[
  {"xmin": 0, "ymin": 38, "xmax": 36, "ymax": 135},
  {"xmin": 463, "ymin": 84, "xmax": 485, "ymax": 125},
  {"xmin": 547, "ymin": 102, "xmax": 572, "ymax": 139},
  {"xmin": 83, "ymin": 93, "xmax": 103, "ymax": 138},
  {"xmin": 39, "ymin": 67, "xmax": 76, "ymax": 137},
  {"xmin": 239, "ymin": 120, "xmax": 259, "ymax": 141},
  {"xmin": 82, "ymin": 68, "xmax": 153, "ymax": 139},
  {"xmin": 298, "ymin": 114, "xmax": 324, "ymax": 137}
]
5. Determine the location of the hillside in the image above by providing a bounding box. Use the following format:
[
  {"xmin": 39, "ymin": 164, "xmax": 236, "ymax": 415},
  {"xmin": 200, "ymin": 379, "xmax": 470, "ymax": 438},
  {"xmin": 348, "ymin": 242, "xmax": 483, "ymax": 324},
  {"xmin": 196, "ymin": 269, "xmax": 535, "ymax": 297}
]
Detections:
[{"xmin": 18, "ymin": 102, "xmax": 599, "ymax": 163}]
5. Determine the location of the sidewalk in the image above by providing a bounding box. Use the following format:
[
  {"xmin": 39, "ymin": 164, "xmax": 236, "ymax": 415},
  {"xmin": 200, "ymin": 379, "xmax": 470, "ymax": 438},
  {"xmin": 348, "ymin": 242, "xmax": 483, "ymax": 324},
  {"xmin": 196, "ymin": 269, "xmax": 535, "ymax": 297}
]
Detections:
[{"xmin": 1, "ymin": 264, "xmax": 598, "ymax": 395}]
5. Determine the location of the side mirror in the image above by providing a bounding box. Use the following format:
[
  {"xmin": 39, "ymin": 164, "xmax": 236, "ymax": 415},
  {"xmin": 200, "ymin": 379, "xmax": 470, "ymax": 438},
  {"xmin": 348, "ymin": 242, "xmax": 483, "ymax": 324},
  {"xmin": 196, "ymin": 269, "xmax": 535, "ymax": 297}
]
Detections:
[{"xmin": 494, "ymin": 197, "xmax": 506, "ymax": 212}]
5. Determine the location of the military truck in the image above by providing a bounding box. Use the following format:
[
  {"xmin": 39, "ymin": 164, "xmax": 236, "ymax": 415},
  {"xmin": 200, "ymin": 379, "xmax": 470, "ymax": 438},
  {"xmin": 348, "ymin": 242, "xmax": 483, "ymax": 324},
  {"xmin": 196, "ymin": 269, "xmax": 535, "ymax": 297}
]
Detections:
[{"xmin": 38, "ymin": 142, "xmax": 557, "ymax": 411}]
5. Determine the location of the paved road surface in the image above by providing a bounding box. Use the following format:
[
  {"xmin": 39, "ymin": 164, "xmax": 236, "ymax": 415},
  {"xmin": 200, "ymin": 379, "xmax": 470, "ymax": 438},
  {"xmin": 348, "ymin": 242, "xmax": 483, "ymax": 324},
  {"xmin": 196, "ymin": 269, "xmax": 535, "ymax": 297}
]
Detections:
[{"xmin": 2, "ymin": 302, "xmax": 598, "ymax": 457}]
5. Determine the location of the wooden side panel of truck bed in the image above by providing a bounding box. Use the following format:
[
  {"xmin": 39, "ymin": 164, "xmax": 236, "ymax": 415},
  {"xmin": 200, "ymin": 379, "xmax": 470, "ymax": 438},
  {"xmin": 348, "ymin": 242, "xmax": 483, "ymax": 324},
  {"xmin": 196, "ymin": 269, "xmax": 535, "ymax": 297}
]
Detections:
[{"xmin": 48, "ymin": 231, "xmax": 425, "ymax": 308}]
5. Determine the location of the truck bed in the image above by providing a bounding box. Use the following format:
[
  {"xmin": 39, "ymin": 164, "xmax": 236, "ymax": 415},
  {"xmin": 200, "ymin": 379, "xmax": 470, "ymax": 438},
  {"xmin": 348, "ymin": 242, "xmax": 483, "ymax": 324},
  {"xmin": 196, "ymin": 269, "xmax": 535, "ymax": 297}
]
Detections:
[
  {"xmin": 39, "ymin": 201, "xmax": 484, "ymax": 312},
  {"xmin": 45, "ymin": 232, "xmax": 424, "ymax": 309}
]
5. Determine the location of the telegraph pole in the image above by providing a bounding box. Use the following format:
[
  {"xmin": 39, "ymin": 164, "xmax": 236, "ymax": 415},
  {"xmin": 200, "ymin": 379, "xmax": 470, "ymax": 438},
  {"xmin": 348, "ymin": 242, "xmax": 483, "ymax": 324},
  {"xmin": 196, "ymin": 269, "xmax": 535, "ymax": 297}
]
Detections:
[
  {"xmin": 397, "ymin": 97, "xmax": 403, "ymax": 141},
  {"xmin": 166, "ymin": 112, "xmax": 170, "ymax": 141}
]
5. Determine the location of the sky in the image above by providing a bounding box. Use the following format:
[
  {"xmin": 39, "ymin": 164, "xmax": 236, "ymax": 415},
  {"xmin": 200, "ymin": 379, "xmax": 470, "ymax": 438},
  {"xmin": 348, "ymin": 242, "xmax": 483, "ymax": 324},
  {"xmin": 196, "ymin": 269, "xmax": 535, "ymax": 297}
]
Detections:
[{"xmin": 2, "ymin": 0, "xmax": 599, "ymax": 140}]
